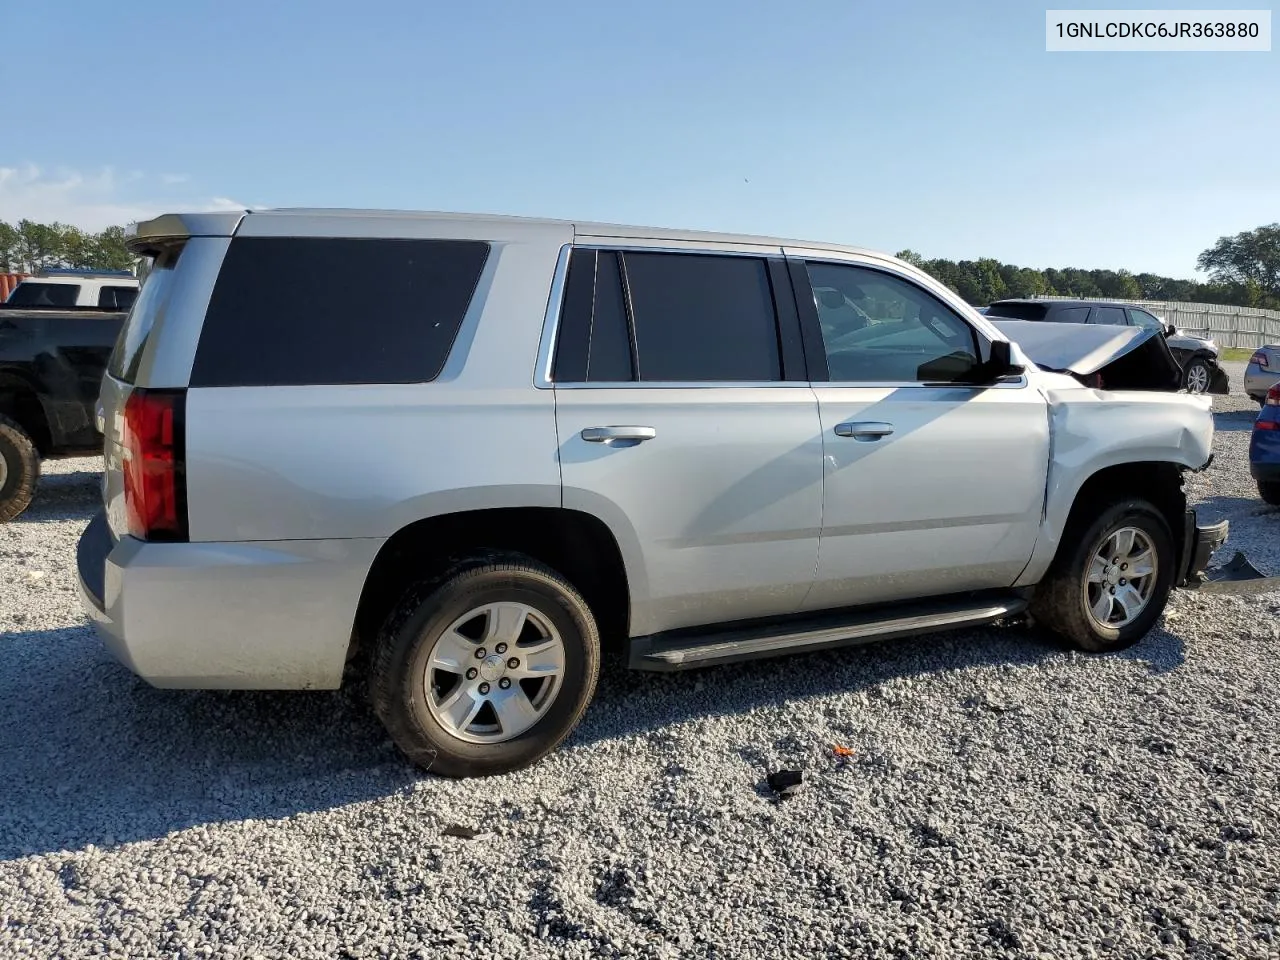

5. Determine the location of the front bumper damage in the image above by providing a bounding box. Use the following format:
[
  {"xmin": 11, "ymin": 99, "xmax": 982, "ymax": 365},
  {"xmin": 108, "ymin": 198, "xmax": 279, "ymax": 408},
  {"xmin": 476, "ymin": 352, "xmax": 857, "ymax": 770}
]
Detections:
[{"xmin": 1177, "ymin": 510, "xmax": 1280, "ymax": 595}]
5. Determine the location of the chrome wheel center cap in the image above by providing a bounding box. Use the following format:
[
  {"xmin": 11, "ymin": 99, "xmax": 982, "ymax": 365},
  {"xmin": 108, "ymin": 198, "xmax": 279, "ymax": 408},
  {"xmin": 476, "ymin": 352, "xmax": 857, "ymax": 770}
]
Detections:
[{"xmin": 479, "ymin": 654, "xmax": 506, "ymax": 683}]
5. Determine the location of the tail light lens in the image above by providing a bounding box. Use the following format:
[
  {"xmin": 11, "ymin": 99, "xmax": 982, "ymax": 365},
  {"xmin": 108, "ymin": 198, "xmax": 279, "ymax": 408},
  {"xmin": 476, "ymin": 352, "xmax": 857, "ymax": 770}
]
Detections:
[
  {"xmin": 1267, "ymin": 384, "xmax": 1280, "ymax": 407},
  {"xmin": 121, "ymin": 389, "xmax": 187, "ymax": 541},
  {"xmin": 1252, "ymin": 351, "xmax": 1270, "ymax": 369}
]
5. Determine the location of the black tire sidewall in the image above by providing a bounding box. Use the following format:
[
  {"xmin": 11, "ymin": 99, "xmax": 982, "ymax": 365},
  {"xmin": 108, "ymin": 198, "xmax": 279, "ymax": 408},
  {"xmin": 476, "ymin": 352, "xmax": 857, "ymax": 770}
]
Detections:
[
  {"xmin": 1066, "ymin": 501, "xmax": 1175, "ymax": 648},
  {"xmin": 1258, "ymin": 481, "xmax": 1280, "ymax": 506},
  {"xmin": 0, "ymin": 417, "xmax": 39, "ymax": 521},
  {"xmin": 374, "ymin": 562, "xmax": 599, "ymax": 777}
]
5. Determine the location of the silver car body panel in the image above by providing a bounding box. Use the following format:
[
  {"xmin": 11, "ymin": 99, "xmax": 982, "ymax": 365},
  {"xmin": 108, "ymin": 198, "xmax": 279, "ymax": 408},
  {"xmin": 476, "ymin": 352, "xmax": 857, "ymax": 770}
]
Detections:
[
  {"xmin": 80, "ymin": 534, "xmax": 382, "ymax": 689},
  {"xmin": 1014, "ymin": 375, "xmax": 1215, "ymax": 586},
  {"xmin": 82, "ymin": 208, "xmax": 1224, "ymax": 689},
  {"xmin": 1244, "ymin": 345, "xmax": 1280, "ymax": 399}
]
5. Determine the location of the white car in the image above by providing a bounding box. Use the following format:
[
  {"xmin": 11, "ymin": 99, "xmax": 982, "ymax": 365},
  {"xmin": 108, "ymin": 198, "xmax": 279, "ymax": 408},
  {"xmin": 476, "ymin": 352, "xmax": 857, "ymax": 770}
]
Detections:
[{"xmin": 4, "ymin": 269, "xmax": 139, "ymax": 310}]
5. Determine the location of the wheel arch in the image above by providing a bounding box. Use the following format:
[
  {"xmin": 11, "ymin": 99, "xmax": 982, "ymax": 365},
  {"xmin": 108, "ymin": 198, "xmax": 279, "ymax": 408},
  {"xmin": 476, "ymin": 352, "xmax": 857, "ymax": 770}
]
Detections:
[
  {"xmin": 0, "ymin": 371, "xmax": 52, "ymax": 454},
  {"xmin": 349, "ymin": 506, "xmax": 633, "ymax": 669}
]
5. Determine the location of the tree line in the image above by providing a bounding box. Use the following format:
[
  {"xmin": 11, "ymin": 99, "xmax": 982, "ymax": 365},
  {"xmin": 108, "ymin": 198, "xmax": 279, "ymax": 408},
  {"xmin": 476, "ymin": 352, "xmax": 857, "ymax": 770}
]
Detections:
[
  {"xmin": 2, "ymin": 216, "xmax": 1277, "ymax": 311},
  {"xmin": 898, "ymin": 223, "xmax": 1280, "ymax": 310},
  {"xmin": 0, "ymin": 220, "xmax": 135, "ymax": 274}
]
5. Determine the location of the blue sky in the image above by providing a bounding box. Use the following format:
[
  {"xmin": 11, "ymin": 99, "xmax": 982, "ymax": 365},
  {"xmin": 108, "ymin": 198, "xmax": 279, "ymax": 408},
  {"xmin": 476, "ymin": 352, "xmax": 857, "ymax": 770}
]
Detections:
[{"xmin": 1, "ymin": 0, "xmax": 1274, "ymax": 277}]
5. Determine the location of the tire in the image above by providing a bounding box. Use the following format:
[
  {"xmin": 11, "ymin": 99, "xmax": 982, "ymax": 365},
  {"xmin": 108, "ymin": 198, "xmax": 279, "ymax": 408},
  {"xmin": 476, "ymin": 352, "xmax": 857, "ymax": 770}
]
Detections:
[
  {"xmin": 1182, "ymin": 357, "xmax": 1212, "ymax": 394},
  {"xmin": 1259, "ymin": 481, "xmax": 1280, "ymax": 506},
  {"xmin": 369, "ymin": 553, "xmax": 600, "ymax": 778},
  {"xmin": 0, "ymin": 415, "xmax": 40, "ymax": 523},
  {"xmin": 1030, "ymin": 499, "xmax": 1176, "ymax": 653}
]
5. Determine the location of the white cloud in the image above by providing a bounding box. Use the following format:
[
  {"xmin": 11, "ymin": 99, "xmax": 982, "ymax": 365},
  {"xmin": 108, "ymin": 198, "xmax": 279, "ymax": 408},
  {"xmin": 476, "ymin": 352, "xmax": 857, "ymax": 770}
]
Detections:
[{"xmin": 0, "ymin": 164, "xmax": 249, "ymax": 231}]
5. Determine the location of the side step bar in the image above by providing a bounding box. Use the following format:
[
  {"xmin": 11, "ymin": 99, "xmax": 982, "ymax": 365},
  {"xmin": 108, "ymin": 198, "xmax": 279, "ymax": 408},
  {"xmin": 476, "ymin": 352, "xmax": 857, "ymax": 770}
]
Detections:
[{"xmin": 628, "ymin": 593, "xmax": 1028, "ymax": 672}]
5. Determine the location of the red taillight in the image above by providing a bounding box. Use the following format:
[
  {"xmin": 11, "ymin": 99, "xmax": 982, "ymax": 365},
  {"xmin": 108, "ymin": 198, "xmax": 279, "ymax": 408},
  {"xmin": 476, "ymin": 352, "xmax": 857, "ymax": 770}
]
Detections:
[
  {"xmin": 121, "ymin": 389, "xmax": 187, "ymax": 541},
  {"xmin": 1253, "ymin": 351, "xmax": 1270, "ymax": 369},
  {"xmin": 1256, "ymin": 421, "xmax": 1279, "ymax": 430},
  {"xmin": 1267, "ymin": 384, "xmax": 1280, "ymax": 407}
]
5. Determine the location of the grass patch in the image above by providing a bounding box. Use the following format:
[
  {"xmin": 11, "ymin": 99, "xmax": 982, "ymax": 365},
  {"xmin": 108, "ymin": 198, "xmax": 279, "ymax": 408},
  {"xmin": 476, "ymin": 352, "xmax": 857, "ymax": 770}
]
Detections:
[{"xmin": 1221, "ymin": 347, "xmax": 1256, "ymax": 362}]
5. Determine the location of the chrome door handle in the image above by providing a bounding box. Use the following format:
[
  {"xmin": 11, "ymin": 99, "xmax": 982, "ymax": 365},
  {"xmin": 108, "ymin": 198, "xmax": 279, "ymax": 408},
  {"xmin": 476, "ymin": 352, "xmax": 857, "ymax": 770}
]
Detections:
[
  {"xmin": 580, "ymin": 425, "xmax": 657, "ymax": 445},
  {"xmin": 834, "ymin": 421, "xmax": 894, "ymax": 440}
]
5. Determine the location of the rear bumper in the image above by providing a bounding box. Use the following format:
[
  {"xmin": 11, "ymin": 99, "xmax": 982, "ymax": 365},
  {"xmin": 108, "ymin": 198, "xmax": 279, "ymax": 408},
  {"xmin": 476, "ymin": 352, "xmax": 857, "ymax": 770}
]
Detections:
[
  {"xmin": 76, "ymin": 509, "xmax": 383, "ymax": 689},
  {"xmin": 1244, "ymin": 364, "xmax": 1278, "ymax": 400}
]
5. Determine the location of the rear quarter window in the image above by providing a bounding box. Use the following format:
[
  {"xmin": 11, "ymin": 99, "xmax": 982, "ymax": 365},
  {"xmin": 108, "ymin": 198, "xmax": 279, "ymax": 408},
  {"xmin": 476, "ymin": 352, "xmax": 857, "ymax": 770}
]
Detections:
[
  {"xmin": 108, "ymin": 247, "xmax": 183, "ymax": 383},
  {"xmin": 190, "ymin": 237, "xmax": 490, "ymax": 387}
]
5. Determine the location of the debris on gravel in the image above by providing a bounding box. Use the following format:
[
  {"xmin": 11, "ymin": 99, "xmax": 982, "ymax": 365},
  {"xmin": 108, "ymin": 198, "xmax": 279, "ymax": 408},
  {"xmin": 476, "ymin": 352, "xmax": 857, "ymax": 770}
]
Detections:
[{"xmin": 1, "ymin": 364, "xmax": 1278, "ymax": 958}]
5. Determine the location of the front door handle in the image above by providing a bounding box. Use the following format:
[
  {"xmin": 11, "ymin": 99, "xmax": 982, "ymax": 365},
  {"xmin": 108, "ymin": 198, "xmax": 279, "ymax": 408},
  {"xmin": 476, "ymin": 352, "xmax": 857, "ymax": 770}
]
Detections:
[
  {"xmin": 580, "ymin": 425, "xmax": 657, "ymax": 445},
  {"xmin": 834, "ymin": 421, "xmax": 894, "ymax": 441}
]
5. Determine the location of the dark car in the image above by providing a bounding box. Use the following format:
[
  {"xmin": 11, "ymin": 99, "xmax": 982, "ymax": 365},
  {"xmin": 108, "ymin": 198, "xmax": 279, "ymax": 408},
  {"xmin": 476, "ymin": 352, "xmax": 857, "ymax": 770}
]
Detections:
[
  {"xmin": 984, "ymin": 299, "xmax": 1229, "ymax": 395},
  {"xmin": 0, "ymin": 306, "xmax": 125, "ymax": 520}
]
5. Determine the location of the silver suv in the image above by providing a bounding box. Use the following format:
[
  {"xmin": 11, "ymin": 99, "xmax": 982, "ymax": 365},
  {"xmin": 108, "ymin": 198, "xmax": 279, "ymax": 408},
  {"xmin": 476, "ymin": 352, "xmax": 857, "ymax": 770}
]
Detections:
[{"xmin": 77, "ymin": 209, "xmax": 1250, "ymax": 778}]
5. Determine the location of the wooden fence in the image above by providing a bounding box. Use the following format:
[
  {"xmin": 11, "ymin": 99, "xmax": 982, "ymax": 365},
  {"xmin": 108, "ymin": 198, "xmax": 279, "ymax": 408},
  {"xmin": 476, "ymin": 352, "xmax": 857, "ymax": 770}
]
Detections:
[{"xmin": 1037, "ymin": 296, "xmax": 1280, "ymax": 348}]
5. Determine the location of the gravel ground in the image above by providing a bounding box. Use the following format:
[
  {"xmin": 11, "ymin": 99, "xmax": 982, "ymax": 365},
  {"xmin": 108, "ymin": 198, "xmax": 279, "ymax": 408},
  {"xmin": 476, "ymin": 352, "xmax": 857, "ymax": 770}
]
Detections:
[{"xmin": 2, "ymin": 364, "xmax": 1279, "ymax": 959}]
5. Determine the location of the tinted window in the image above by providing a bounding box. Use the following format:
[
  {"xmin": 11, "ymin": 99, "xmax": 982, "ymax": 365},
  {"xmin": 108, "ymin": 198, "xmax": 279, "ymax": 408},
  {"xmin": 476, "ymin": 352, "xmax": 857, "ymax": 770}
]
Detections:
[
  {"xmin": 807, "ymin": 262, "xmax": 979, "ymax": 383},
  {"xmin": 1050, "ymin": 306, "xmax": 1091, "ymax": 324},
  {"xmin": 1128, "ymin": 308, "xmax": 1164, "ymax": 330},
  {"xmin": 108, "ymin": 246, "xmax": 183, "ymax": 383},
  {"xmin": 552, "ymin": 249, "xmax": 633, "ymax": 382},
  {"xmin": 7, "ymin": 282, "xmax": 79, "ymax": 307},
  {"xmin": 191, "ymin": 237, "xmax": 489, "ymax": 387},
  {"xmin": 983, "ymin": 302, "xmax": 1048, "ymax": 321},
  {"xmin": 623, "ymin": 252, "xmax": 780, "ymax": 382},
  {"xmin": 98, "ymin": 286, "xmax": 138, "ymax": 310},
  {"xmin": 1089, "ymin": 307, "xmax": 1128, "ymax": 326}
]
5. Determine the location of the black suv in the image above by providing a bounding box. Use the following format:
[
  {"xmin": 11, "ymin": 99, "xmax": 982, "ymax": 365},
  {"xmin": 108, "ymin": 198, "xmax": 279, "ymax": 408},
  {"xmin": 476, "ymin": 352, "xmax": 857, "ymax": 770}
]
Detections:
[{"xmin": 984, "ymin": 299, "xmax": 1228, "ymax": 394}]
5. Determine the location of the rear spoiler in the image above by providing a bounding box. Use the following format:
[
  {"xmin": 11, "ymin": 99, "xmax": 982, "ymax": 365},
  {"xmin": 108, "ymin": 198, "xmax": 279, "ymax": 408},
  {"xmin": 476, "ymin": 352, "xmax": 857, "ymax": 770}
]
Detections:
[{"xmin": 126, "ymin": 211, "xmax": 248, "ymax": 255}]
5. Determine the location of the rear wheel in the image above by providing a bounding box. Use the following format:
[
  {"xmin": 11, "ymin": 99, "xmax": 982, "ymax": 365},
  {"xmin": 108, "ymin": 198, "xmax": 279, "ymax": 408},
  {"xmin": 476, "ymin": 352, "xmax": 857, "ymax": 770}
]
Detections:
[
  {"xmin": 369, "ymin": 553, "xmax": 600, "ymax": 778},
  {"xmin": 1031, "ymin": 499, "xmax": 1175, "ymax": 652},
  {"xmin": 0, "ymin": 415, "xmax": 40, "ymax": 522},
  {"xmin": 1182, "ymin": 357, "xmax": 1212, "ymax": 394},
  {"xmin": 1259, "ymin": 481, "xmax": 1280, "ymax": 506}
]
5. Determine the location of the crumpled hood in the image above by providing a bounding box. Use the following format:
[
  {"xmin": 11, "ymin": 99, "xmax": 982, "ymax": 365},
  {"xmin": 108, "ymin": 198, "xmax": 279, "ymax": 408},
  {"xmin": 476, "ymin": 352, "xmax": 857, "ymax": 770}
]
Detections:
[{"xmin": 990, "ymin": 319, "xmax": 1183, "ymax": 391}]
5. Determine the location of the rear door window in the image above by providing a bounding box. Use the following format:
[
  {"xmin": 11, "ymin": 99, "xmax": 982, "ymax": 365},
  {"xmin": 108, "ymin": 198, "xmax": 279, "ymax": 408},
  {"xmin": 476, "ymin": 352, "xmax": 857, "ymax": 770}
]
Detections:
[
  {"xmin": 190, "ymin": 237, "xmax": 490, "ymax": 387},
  {"xmin": 552, "ymin": 249, "xmax": 634, "ymax": 382},
  {"xmin": 623, "ymin": 252, "xmax": 781, "ymax": 382},
  {"xmin": 7, "ymin": 282, "xmax": 80, "ymax": 307},
  {"xmin": 1047, "ymin": 306, "xmax": 1091, "ymax": 324},
  {"xmin": 98, "ymin": 286, "xmax": 138, "ymax": 310},
  {"xmin": 1089, "ymin": 307, "xmax": 1129, "ymax": 325}
]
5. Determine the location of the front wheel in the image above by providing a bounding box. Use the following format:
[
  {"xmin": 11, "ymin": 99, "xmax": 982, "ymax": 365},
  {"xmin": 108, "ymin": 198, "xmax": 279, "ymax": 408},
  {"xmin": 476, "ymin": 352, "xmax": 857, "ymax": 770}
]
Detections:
[
  {"xmin": 1182, "ymin": 358, "xmax": 1212, "ymax": 394},
  {"xmin": 369, "ymin": 553, "xmax": 600, "ymax": 778},
  {"xmin": 1031, "ymin": 500, "xmax": 1176, "ymax": 652}
]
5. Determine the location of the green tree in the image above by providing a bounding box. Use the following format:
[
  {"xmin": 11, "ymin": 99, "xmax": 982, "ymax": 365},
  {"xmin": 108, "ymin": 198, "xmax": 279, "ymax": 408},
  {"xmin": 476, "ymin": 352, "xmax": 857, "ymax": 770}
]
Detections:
[
  {"xmin": 15, "ymin": 219, "xmax": 64, "ymax": 272},
  {"xmin": 0, "ymin": 221, "xmax": 18, "ymax": 273},
  {"xmin": 1196, "ymin": 223, "xmax": 1280, "ymax": 307},
  {"xmin": 92, "ymin": 226, "xmax": 136, "ymax": 271}
]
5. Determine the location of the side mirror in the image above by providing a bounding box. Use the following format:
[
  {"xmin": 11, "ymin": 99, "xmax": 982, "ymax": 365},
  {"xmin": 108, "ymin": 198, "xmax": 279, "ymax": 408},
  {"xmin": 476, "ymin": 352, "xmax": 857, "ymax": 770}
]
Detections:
[
  {"xmin": 985, "ymin": 339, "xmax": 1024, "ymax": 381},
  {"xmin": 1163, "ymin": 322, "xmax": 1175, "ymax": 337}
]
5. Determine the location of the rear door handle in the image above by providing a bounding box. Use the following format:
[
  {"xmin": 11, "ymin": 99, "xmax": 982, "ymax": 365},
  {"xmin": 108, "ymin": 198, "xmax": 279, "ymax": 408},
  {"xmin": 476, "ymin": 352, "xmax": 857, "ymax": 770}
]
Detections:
[
  {"xmin": 580, "ymin": 425, "xmax": 657, "ymax": 445},
  {"xmin": 834, "ymin": 421, "xmax": 894, "ymax": 441}
]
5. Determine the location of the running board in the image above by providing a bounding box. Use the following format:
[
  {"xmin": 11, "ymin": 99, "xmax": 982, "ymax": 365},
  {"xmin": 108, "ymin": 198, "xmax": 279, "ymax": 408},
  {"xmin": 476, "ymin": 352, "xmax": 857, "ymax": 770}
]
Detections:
[{"xmin": 628, "ymin": 593, "xmax": 1028, "ymax": 672}]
